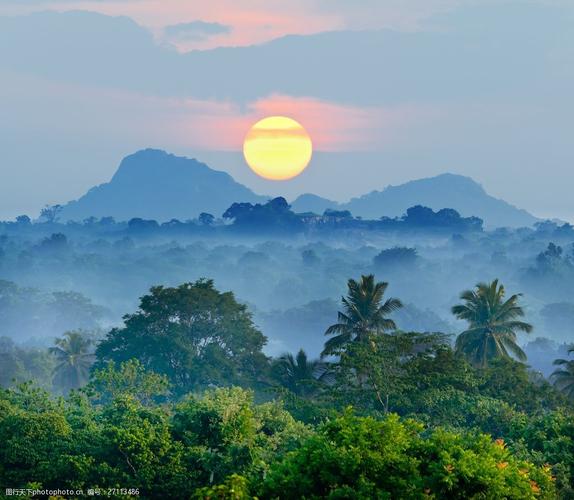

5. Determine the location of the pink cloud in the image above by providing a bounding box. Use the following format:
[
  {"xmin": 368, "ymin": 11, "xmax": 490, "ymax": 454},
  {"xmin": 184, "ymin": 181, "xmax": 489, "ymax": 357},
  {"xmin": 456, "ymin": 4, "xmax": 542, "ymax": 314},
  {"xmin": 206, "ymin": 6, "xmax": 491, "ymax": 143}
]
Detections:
[
  {"xmin": 171, "ymin": 94, "xmax": 442, "ymax": 152},
  {"xmin": 0, "ymin": 0, "xmax": 464, "ymax": 50},
  {"xmin": 2, "ymin": 68, "xmax": 441, "ymax": 153},
  {"xmin": 33, "ymin": 0, "xmax": 341, "ymax": 49}
]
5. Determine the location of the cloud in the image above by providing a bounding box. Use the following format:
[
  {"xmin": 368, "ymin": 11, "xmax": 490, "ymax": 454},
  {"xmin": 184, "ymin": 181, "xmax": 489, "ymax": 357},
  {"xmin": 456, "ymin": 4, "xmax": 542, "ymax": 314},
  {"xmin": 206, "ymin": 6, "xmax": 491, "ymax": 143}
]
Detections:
[
  {"xmin": 0, "ymin": 0, "xmax": 461, "ymax": 50},
  {"xmin": 163, "ymin": 20, "xmax": 231, "ymax": 42},
  {"xmin": 1, "ymin": 0, "xmax": 572, "ymax": 50},
  {"xmin": 1, "ymin": 5, "xmax": 572, "ymax": 107}
]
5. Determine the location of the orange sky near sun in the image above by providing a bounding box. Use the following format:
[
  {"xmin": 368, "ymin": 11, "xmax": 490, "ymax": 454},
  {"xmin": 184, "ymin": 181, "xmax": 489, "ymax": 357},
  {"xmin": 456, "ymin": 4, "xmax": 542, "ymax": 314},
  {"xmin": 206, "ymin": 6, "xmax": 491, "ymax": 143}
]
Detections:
[
  {"xmin": 2, "ymin": 67, "xmax": 440, "ymax": 154},
  {"xmin": 178, "ymin": 94, "xmax": 441, "ymax": 153},
  {"xmin": 176, "ymin": 95, "xmax": 381, "ymax": 152}
]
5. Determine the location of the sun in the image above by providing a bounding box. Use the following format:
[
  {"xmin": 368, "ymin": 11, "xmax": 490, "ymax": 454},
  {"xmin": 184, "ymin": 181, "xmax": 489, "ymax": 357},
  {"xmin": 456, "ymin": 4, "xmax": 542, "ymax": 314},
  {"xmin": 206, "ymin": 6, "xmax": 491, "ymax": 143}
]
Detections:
[{"xmin": 243, "ymin": 116, "xmax": 313, "ymax": 180}]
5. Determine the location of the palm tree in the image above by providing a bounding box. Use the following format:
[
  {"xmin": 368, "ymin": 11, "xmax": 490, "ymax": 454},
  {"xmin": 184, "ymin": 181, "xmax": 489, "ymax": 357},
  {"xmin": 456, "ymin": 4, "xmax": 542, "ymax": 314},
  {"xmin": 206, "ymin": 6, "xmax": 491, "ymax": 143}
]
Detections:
[
  {"xmin": 271, "ymin": 349, "xmax": 330, "ymax": 396},
  {"xmin": 452, "ymin": 279, "xmax": 532, "ymax": 367},
  {"xmin": 322, "ymin": 274, "xmax": 403, "ymax": 357},
  {"xmin": 49, "ymin": 330, "xmax": 94, "ymax": 392},
  {"xmin": 551, "ymin": 348, "xmax": 574, "ymax": 399}
]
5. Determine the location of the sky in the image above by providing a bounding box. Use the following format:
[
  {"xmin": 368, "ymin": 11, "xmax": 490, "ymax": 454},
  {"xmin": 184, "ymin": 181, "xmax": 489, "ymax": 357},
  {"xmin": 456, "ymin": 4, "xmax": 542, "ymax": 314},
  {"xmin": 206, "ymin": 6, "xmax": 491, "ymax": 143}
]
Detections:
[{"xmin": 0, "ymin": 0, "xmax": 573, "ymax": 220}]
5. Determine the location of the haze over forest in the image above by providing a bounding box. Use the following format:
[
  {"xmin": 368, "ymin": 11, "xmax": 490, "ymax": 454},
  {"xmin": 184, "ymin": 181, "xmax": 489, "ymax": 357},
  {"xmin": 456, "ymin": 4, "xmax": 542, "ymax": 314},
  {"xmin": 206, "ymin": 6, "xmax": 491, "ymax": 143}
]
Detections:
[{"xmin": 1, "ymin": 148, "xmax": 573, "ymax": 364}]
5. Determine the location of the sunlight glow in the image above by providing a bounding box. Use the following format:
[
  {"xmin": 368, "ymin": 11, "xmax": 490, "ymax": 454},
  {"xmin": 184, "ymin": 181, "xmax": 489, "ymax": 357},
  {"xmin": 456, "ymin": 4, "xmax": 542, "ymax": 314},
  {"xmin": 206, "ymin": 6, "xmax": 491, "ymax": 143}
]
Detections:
[{"xmin": 243, "ymin": 116, "xmax": 313, "ymax": 181}]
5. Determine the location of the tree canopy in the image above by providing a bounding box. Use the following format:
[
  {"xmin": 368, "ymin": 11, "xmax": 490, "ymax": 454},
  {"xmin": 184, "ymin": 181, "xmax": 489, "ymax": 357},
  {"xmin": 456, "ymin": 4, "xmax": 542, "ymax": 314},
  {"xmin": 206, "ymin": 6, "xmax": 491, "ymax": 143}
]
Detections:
[
  {"xmin": 452, "ymin": 279, "xmax": 533, "ymax": 367},
  {"xmin": 322, "ymin": 274, "xmax": 402, "ymax": 356},
  {"xmin": 95, "ymin": 280, "xmax": 268, "ymax": 394}
]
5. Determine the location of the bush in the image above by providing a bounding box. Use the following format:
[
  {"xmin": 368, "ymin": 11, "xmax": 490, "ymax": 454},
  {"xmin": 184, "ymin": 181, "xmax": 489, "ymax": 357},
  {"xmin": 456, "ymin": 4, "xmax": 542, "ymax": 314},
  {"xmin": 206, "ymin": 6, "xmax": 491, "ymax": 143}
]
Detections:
[{"xmin": 260, "ymin": 412, "xmax": 556, "ymax": 499}]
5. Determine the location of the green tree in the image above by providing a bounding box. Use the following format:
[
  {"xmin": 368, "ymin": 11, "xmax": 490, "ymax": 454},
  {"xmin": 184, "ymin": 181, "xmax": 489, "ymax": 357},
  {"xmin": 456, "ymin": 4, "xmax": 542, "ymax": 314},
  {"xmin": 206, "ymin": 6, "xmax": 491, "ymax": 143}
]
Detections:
[
  {"xmin": 259, "ymin": 411, "xmax": 555, "ymax": 499},
  {"xmin": 332, "ymin": 332, "xmax": 446, "ymax": 415},
  {"xmin": 551, "ymin": 348, "xmax": 574, "ymax": 399},
  {"xmin": 507, "ymin": 408, "xmax": 574, "ymax": 498},
  {"xmin": 95, "ymin": 280, "xmax": 268, "ymax": 395},
  {"xmin": 90, "ymin": 395, "xmax": 186, "ymax": 496},
  {"xmin": 271, "ymin": 349, "xmax": 330, "ymax": 397},
  {"xmin": 0, "ymin": 338, "xmax": 55, "ymax": 390},
  {"xmin": 86, "ymin": 359, "xmax": 171, "ymax": 405},
  {"xmin": 0, "ymin": 384, "xmax": 73, "ymax": 488},
  {"xmin": 171, "ymin": 387, "xmax": 310, "ymax": 488},
  {"xmin": 50, "ymin": 331, "xmax": 94, "ymax": 393},
  {"xmin": 322, "ymin": 274, "xmax": 402, "ymax": 356},
  {"xmin": 193, "ymin": 474, "xmax": 250, "ymax": 499},
  {"xmin": 480, "ymin": 357, "xmax": 565, "ymax": 413},
  {"xmin": 452, "ymin": 279, "xmax": 532, "ymax": 367}
]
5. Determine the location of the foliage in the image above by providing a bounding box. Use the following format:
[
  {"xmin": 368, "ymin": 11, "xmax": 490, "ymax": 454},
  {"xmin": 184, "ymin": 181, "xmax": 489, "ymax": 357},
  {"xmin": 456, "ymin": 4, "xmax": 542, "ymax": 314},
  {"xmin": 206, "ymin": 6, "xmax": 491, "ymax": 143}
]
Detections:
[
  {"xmin": 323, "ymin": 209, "xmax": 352, "ymax": 219},
  {"xmin": 95, "ymin": 280, "xmax": 268, "ymax": 394},
  {"xmin": 0, "ymin": 280, "xmax": 106, "ymax": 341},
  {"xmin": 522, "ymin": 243, "xmax": 574, "ymax": 303},
  {"xmin": 373, "ymin": 246, "xmax": 418, "ymax": 269},
  {"xmin": 1, "ymin": 267, "xmax": 574, "ymax": 497},
  {"xmin": 452, "ymin": 279, "xmax": 533, "ymax": 367},
  {"xmin": 0, "ymin": 385, "xmax": 73, "ymax": 488},
  {"xmin": 223, "ymin": 197, "xmax": 304, "ymax": 233},
  {"xmin": 0, "ymin": 337, "xmax": 54, "ymax": 389},
  {"xmin": 271, "ymin": 387, "xmax": 338, "ymax": 425},
  {"xmin": 86, "ymin": 359, "xmax": 171, "ymax": 404},
  {"xmin": 193, "ymin": 474, "xmax": 250, "ymax": 499},
  {"xmin": 198, "ymin": 213, "xmax": 215, "ymax": 226},
  {"xmin": 50, "ymin": 330, "xmax": 95, "ymax": 393},
  {"xmin": 0, "ymin": 379, "xmax": 563, "ymax": 499},
  {"xmin": 260, "ymin": 411, "xmax": 555, "ymax": 499},
  {"xmin": 479, "ymin": 358, "xmax": 566, "ymax": 413},
  {"xmin": 322, "ymin": 274, "xmax": 403, "ymax": 356},
  {"xmin": 39, "ymin": 204, "xmax": 63, "ymax": 224},
  {"xmin": 127, "ymin": 218, "xmax": 160, "ymax": 232},
  {"xmin": 535, "ymin": 243, "xmax": 573, "ymax": 274},
  {"xmin": 551, "ymin": 348, "xmax": 574, "ymax": 399},
  {"xmin": 171, "ymin": 387, "xmax": 311, "ymax": 487},
  {"xmin": 399, "ymin": 205, "xmax": 483, "ymax": 231},
  {"xmin": 0, "ymin": 383, "xmax": 312, "ymax": 499},
  {"xmin": 329, "ymin": 332, "xmax": 439, "ymax": 414},
  {"xmin": 507, "ymin": 409, "xmax": 574, "ymax": 498},
  {"xmin": 270, "ymin": 349, "xmax": 330, "ymax": 397}
]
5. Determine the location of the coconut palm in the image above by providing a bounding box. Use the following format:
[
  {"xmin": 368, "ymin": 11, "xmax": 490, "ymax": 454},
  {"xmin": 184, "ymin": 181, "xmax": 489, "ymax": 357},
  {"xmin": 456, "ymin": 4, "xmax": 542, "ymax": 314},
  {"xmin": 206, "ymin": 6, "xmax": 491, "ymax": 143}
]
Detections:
[
  {"xmin": 49, "ymin": 330, "xmax": 94, "ymax": 392},
  {"xmin": 551, "ymin": 348, "xmax": 574, "ymax": 399},
  {"xmin": 322, "ymin": 274, "xmax": 403, "ymax": 357},
  {"xmin": 271, "ymin": 349, "xmax": 331, "ymax": 396},
  {"xmin": 452, "ymin": 279, "xmax": 532, "ymax": 367}
]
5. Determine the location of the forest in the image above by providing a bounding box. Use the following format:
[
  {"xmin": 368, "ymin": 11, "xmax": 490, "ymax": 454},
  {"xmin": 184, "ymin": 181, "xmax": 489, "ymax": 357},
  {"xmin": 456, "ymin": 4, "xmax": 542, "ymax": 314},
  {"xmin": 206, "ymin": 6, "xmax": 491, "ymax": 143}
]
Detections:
[{"xmin": 2, "ymin": 205, "xmax": 574, "ymax": 498}]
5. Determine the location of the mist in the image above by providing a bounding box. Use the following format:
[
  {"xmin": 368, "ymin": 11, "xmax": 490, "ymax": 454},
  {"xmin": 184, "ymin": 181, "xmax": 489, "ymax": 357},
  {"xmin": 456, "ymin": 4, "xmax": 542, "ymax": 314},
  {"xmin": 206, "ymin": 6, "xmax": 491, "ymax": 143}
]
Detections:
[{"xmin": 2, "ymin": 208, "xmax": 573, "ymax": 375}]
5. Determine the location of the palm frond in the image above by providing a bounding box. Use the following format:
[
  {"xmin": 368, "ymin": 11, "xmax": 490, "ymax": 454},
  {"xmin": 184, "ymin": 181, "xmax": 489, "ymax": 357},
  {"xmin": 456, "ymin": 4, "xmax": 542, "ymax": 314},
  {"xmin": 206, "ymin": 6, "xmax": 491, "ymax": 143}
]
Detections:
[{"xmin": 452, "ymin": 280, "xmax": 532, "ymax": 367}]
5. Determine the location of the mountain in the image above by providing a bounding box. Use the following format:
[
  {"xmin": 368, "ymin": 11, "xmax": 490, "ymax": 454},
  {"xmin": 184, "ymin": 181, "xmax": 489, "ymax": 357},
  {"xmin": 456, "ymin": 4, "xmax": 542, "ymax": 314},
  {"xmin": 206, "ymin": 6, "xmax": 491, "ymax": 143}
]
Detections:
[
  {"xmin": 60, "ymin": 149, "xmax": 268, "ymax": 222},
  {"xmin": 292, "ymin": 173, "xmax": 538, "ymax": 228},
  {"xmin": 290, "ymin": 193, "xmax": 338, "ymax": 215},
  {"xmin": 61, "ymin": 151, "xmax": 537, "ymax": 227}
]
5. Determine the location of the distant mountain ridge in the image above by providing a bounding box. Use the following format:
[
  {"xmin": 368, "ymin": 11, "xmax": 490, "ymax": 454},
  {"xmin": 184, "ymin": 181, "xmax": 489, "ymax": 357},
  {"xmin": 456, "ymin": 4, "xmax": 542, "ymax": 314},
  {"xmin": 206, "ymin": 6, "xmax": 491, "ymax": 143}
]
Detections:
[
  {"xmin": 61, "ymin": 150, "xmax": 538, "ymax": 227},
  {"xmin": 60, "ymin": 149, "xmax": 268, "ymax": 222},
  {"xmin": 291, "ymin": 173, "xmax": 538, "ymax": 228}
]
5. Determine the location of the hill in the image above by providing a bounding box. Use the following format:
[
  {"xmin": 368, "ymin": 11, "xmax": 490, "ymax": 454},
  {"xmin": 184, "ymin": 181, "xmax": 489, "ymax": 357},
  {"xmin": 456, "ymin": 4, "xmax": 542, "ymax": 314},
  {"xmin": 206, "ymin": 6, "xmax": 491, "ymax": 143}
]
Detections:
[
  {"xmin": 60, "ymin": 149, "xmax": 268, "ymax": 222},
  {"xmin": 61, "ymin": 152, "xmax": 538, "ymax": 228},
  {"xmin": 292, "ymin": 173, "xmax": 538, "ymax": 228},
  {"xmin": 290, "ymin": 193, "xmax": 338, "ymax": 215}
]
